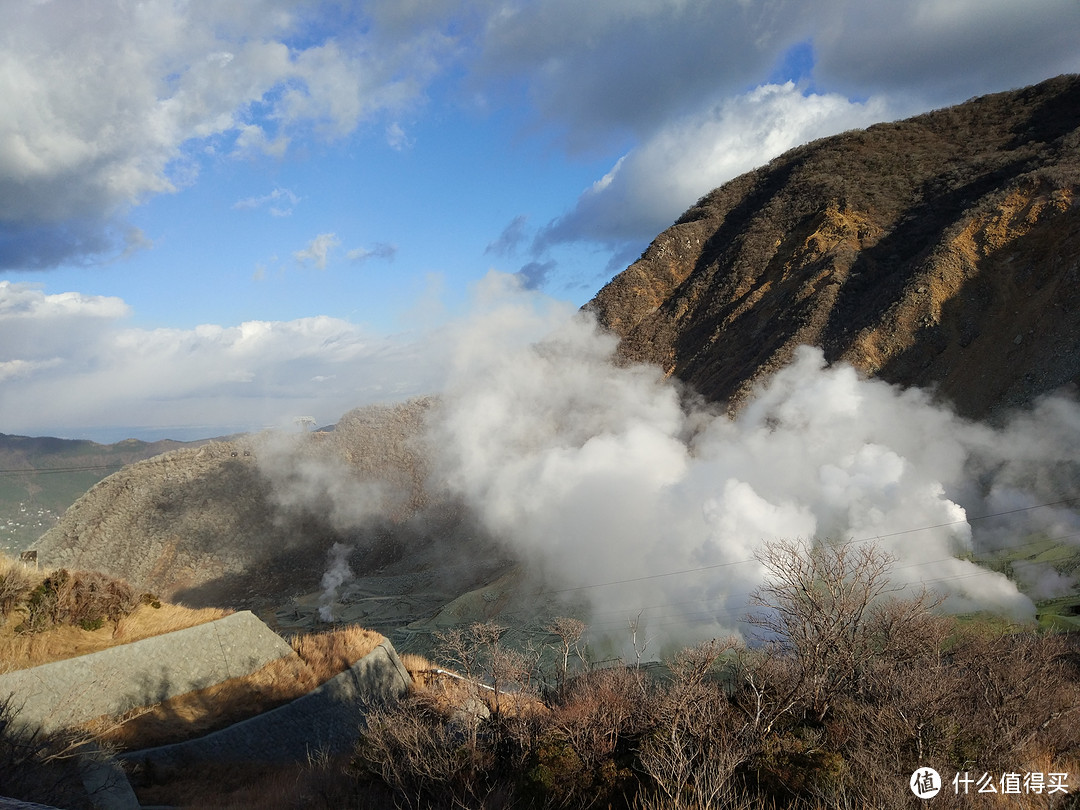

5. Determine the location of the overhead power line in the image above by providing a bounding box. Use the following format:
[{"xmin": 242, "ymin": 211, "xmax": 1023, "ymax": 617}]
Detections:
[{"xmin": 0, "ymin": 464, "xmax": 125, "ymax": 476}]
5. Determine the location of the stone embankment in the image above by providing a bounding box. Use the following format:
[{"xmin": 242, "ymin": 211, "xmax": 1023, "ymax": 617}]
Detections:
[
  {"xmin": 1, "ymin": 612, "xmax": 413, "ymax": 807},
  {"xmin": 0, "ymin": 611, "xmax": 293, "ymax": 735},
  {"xmin": 121, "ymin": 638, "xmax": 411, "ymax": 770}
]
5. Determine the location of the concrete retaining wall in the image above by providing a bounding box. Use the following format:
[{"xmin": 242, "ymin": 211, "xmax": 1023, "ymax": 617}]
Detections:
[
  {"xmin": 122, "ymin": 638, "xmax": 411, "ymax": 770},
  {"xmin": 0, "ymin": 611, "xmax": 294, "ymax": 734}
]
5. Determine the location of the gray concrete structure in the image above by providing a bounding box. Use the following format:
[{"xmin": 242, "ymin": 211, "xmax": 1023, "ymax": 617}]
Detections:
[
  {"xmin": 122, "ymin": 639, "xmax": 411, "ymax": 771},
  {"xmin": 0, "ymin": 611, "xmax": 294, "ymax": 734},
  {"xmin": 78, "ymin": 741, "xmax": 141, "ymax": 810}
]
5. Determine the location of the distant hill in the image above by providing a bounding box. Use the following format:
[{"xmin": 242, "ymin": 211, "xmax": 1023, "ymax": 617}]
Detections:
[
  {"xmin": 28, "ymin": 399, "xmax": 469, "ymax": 605},
  {"xmin": 585, "ymin": 74, "xmax": 1080, "ymax": 420},
  {"xmin": 0, "ymin": 432, "xmax": 207, "ymax": 553}
]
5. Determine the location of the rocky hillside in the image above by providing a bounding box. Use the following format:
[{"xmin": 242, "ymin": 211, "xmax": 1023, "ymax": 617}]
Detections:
[
  {"xmin": 0, "ymin": 433, "xmax": 206, "ymax": 553},
  {"xmin": 30, "ymin": 399, "xmax": 449, "ymax": 603},
  {"xmin": 586, "ymin": 74, "xmax": 1080, "ymax": 420}
]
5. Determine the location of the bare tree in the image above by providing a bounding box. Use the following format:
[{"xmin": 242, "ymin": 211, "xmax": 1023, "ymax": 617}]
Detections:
[
  {"xmin": 627, "ymin": 609, "xmax": 652, "ymax": 670},
  {"xmin": 547, "ymin": 616, "xmax": 586, "ymax": 693},
  {"xmin": 744, "ymin": 538, "xmax": 940, "ymax": 724},
  {"xmin": 637, "ymin": 638, "xmax": 747, "ymax": 810}
]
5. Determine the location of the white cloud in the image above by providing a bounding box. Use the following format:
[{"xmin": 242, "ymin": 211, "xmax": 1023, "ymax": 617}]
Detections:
[
  {"xmin": 4, "ymin": 0, "xmax": 1079, "ymax": 273},
  {"xmin": 346, "ymin": 243, "xmax": 398, "ymax": 265},
  {"xmin": 478, "ymin": 0, "xmax": 1080, "ymax": 257},
  {"xmin": 537, "ymin": 83, "xmax": 895, "ymax": 249},
  {"xmin": 0, "ymin": 282, "xmax": 442, "ymax": 440},
  {"xmin": 385, "ymin": 121, "xmax": 414, "ymax": 151},
  {"xmin": 0, "ymin": 280, "xmax": 129, "ymax": 363},
  {"xmin": 478, "ymin": 0, "xmax": 1080, "ymax": 151},
  {"xmin": 0, "ymin": 0, "xmax": 456, "ymax": 269},
  {"xmin": 233, "ymin": 187, "xmax": 301, "ymax": 217},
  {"xmin": 294, "ymin": 233, "xmax": 341, "ymax": 269}
]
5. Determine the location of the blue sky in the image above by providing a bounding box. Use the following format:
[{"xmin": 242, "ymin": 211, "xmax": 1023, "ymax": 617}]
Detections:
[{"xmin": 2, "ymin": 0, "xmax": 1079, "ymax": 442}]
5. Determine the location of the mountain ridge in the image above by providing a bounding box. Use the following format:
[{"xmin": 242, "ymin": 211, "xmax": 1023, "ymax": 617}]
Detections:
[{"xmin": 585, "ymin": 74, "xmax": 1080, "ymax": 420}]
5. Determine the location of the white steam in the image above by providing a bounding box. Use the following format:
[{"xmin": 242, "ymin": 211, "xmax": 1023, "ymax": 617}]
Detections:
[
  {"xmin": 255, "ymin": 431, "xmax": 392, "ymax": 534},
  {"xmin": 424, "ymin": 276, "xmax": 1080, "ymax": 644},
  {"xmin": 318, "ymin": 542, "xmax": 355, "ymax": 622}
]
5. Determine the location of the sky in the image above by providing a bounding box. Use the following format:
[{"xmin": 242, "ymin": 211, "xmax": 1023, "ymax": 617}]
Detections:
[{"xmin": 2, "ymin": 0, "xmax": 1079, "ymax": 442}]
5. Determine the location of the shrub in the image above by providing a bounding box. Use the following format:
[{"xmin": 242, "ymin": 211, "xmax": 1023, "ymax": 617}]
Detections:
[
  {"xmin": 0, "ymin": 560, "xmax": 34, "ymax": 620},
  {"xmin": 347, "ymin": 541, "xmax": 1080, "ymax": 810},
  {"xmin": 19, "ymin": 570, "xmax": 65, "ymax": 633},
  {"xmin": 351, "ymin": 691, "xmax": 498, "ymax": 810},
  {"xmin": 0, "ymin": 695, "xmax": 99, "ymax": 809},
  {"xmin": 17, "ymin": 568, "xmax": 138, "ymax": 634}
]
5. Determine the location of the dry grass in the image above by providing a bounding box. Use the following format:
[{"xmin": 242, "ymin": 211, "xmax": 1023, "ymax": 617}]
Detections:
[
  {"xmin": 0, "ymin": 555, "xmax": 35, "ymax": 617},
  {"xmin": 401, "ymin": 652, "xmax": 546, "ymax": 720},
  {"xmin": 399, "ymin": 652, "xmax": 438, "ymax": 686},
  {"xmin": 0, "ymin": 603, "xmax": 230, "ymax": 673},
  {"xmin": 0, "ymin": 550, "xmax": 231, "ymax": 673},
  {"xmin": 290, "ymin": 623, "xmax": 383, "ymax": 679},
  {"xmin": 111, "ymin": 601, "xmax": 232, "ymax": 643},
  {"xmin": 93, "ymin": 624, "xmax": 384, "ymax": 751}
]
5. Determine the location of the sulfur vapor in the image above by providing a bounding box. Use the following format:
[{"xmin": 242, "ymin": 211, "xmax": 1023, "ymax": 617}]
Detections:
[{"xmin": 422, "ymin": 275, "xmax": 1080, "ymax": 646}]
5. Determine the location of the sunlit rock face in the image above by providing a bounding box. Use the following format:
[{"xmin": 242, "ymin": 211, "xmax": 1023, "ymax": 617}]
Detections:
[{"xmin": 587, "ymin": 74, "xmax": 1080, "ymax": 421}]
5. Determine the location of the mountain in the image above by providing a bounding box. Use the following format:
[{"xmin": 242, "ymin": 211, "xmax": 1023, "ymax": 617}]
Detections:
[
  {"xmin": 28, "ymin": 401, "xmax": 431, "ymax": 598},
  {"xmin": 29, "ymin": 75, "xmax": 1080, "ymax": 628},
  {"xmin": 585, "ymin": 74, "xmax": 1080, "ymax": 420},
  {"xmin": 0, "ymin": 433, "xmax": 207, "ymax": 554}
]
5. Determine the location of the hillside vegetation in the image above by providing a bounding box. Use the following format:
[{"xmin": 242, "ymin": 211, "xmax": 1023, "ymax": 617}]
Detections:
[
  {"xmin": 0, "ymin": 553, "xmax": 231, "ymax": 672},
  {"xmin": 110, "ymin": 541, "xmax": 1080, "ymax": 810},
  {"xmin": 587, "ymin": 74, "xmax": 1080, "ymax": 420}
]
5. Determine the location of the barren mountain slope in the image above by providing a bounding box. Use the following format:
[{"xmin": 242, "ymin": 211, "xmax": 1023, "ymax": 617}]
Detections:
[
  {"xmin": 31, "ymin": 399, "xmax": 441, "ymax": 601},
  {"xmin": 586, "ymin": 74, "xmax": 1080, "ymax": 419}
]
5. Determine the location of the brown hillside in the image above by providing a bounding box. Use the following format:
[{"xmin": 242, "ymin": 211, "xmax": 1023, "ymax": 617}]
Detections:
[
  {"xmin": 30, "ymin": 399, "xmax": 440, "ymax": 602},
  {"xmin": 585, "ymin": 74, "xmax": 1080, "ymax": 419}
]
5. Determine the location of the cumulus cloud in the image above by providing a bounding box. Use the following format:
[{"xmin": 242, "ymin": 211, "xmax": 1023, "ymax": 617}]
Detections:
[
  {"xmin": 0, "ymin": 0, "xmax": 454, "ymax": 269},
  {"xmin": 0, "ymin": 280, "xmax": 129, "ymax": 364},
  {"xmin": 477, "ymin": 0, "xmax": 1080, "ymax": 260},
  {"xmin": 811, "ymin": 0, "xmax": 1080, "ymax": 103},
  {"xmin": 536, "ymin": 83, "xmax": 894, "ymax": 249},
  {"xmin": 6, "ymin": 0, "xmax": 1078, "ymax": 272},
  {"xmin": 476, "ymin": 0, "xmax": 786, "ymax": 152},
  {"xmin": 478, "ymin": 0, "xmax": 1080, "ymax": 150},
  {"xmin": 0, "ymin": 282, "xmax": 441, "ymax": 440},
  {"xmin": 294, "ymin": 233, "xmax": 341, "ymax": 269}
]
